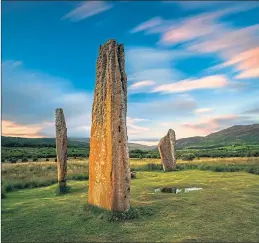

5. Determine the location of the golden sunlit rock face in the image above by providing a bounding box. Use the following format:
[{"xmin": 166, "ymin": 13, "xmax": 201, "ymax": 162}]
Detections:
[
  {"xmin": 158, "ymin": 129, "xmax": 177, "ymax": 171},
  {"xmin": 88, "ymin": 39, "xmax": 130, "ymax": 212},
  {"xmin": 55, "ymin": 108, "xmax": 68, "ymax": 191}
]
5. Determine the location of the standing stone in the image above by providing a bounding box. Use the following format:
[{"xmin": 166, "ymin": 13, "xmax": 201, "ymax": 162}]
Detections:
[
  {"xmin": 88, "ymin": 39, "xmax": 130, "ymax": 212},
  {"xmin": 55, "ymin": 108, "xmax": 68, "ymax": 192},
  {"xmin": 158, "ymin": 129, "xmax": 176, "ymax": 171}
]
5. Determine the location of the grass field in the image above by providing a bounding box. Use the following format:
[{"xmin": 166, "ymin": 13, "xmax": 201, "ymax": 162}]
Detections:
[
  {"xmin": 2, "ymin": 170, "xmax": 259, "ymax": 242},
  {"xmin": 2, "ymin": 157, "xmax": 259, "ymax": 194}
]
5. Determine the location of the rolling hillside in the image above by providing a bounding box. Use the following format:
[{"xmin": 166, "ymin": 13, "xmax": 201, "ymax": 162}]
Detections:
[
  {"xmin": 176, "ymin": 124, "xmax": 259, "ymax": 149},
  {"xmin": 1, "ymin": 136, "xmax": 153, "ymax": 151},
  {"xmin": 1, "ymin": 137, "xmax": 89, "ymax": 148},
  {"xmin": 2, "ymin": 124, "xmax": 259, "ymax": 150}
]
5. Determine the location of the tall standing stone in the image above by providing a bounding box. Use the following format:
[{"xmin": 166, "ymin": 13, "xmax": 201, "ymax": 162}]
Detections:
[
  {"xmin": 88, "ymin": 39, "xmax": 130, "ymax": 212},
  {"xmin": 55, "ymin": 108, "xmax": 68, "ymax": 192},
  {"xmin": 158, "ymin": 129, "xmax": 176, "ymax": 171}
]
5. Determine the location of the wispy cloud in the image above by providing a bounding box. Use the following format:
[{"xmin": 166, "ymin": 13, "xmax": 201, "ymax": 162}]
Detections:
[
  {"xmin": 128, "ymin": 80, "xmax": 155, "ymax": 90},
  {"xmin": 133, "ymin": 4, "xmax": 256, "ymax": 44},
  {"xmin": 127, "ymin": 47, "xmax": 176, "ymax": 71},
  {"xmin": 2, "ymin": 60, "xmax": 23, "ymax": 68},
  {"xmin": 126, "ymin": 46, "xmax": 190, "ymax": 93},
  {"xmin": 161, "ymin": 4, "xmax": 259, "ymax": 46},
  {"xmin": 242, "ymin": 106, "xmax": 259, "ymax": 115},
  {"xmin": 188, "ymin": 24, "xmax": 259, "ymax": 58},
  {"xmin": 176, "ymin": 1, "xmax": 232, "ymax": 10},
  {"xmin": 2, "ymin": 60, "xmax": 93, "ymax": 138},
  {"xmin": 176, "ymin": 1, "xmax": 259, "ymax": 12},
  {"xmin": 152, "ymin": 75, "xmax": 228, "ymax": 93},
  {"xmin": 128, "ymin": 4, "xmax": 259, "ymax": 96},
  {"xmin": 133, "ymin": 4, "xmax": 259, "ymax": 86},
  {"xmin": 161, "ymin": 12, "xmax": 226, "ymax": 45},
  {"xmin": 183, "ymin": 114, "xmax": 257, "ymax": 135},
  {"xmin": 130, "ymin": 17, "xmax": 163, "ymax": 34},
  {"xmin": 2, "ymin": 120, "xmax": 46, "ymax": 138},
  {"xmin": 217, "ymin": 47, "xmax": 259, "ymax": 79},
  {"xmin": 195, "ymin": 108, "xmax": 213, "ymax": 114},
  {"xmin": 184, "ymin": 22, "xmax": 259, "ymax": 81},
  {"xmin": 127, "ymin": 117, "xmax": 149, "ymax": 135},
  {"xmin": 62, "ymin": 1, "xmax": 112, "ymax": 22},
  {"xmin": 126, "ymin": 94, "xmax": 199, "ymax": 141},
  {"xmin": 129, "ymin": 140, "xmax": 158, "ymax": 146},
  {"xmin": 129, "ymin": 94, "xmax": 197, "ymax": 118},
  {"xmin": 156, "ymin": 120, "xmax": 210, "ymax": 139}
]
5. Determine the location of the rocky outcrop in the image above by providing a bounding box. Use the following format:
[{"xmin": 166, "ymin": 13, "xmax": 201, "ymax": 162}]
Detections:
[
  {"xmin": 55, "ymin": 108, "xmax": 68, "ymax": 192},
  {"xmin": 158, "ymin": 129, "xmax": 176, "ymax": 171},
  {"xmin": 88, "ymin": 39, "xmax": 130, "ymax": 212}
]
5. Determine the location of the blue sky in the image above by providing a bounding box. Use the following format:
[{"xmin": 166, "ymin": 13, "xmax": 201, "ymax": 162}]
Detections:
[{"xmin": 2, "ymin": 1, "xmax": 259, "ymax": 145}]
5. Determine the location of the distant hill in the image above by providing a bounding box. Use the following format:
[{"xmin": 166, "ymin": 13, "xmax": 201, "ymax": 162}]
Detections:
[
  {"xmin": 68, "ymin": 138, "xmax": 155, "ymax": 151},
  {"xmin": 69, "ymin": 137, "xmax": 90, "ymax": 143},
  {"xmin": 1, "ymin": 136, "xmax": 153, "ymax": 151},
  {"xmin": 176, "ymin": 136, "xmax": 204, "ymax": 149},
  {"xmin": 2, "ymin": 124, "xmax": 259, "ymax": 150},
  {"xmin": 128, "ymin": 143, "xmax": 157, "ymax": 151},
  {"xmin": 176, "ymin": 124, "xmax": 259, "ymax": 149},
  {"xmin": 1, "ymin": 136, "xmax": 89, "ymax": 148}
]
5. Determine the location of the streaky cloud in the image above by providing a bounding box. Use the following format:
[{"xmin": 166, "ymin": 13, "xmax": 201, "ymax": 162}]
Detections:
[{"xmin": 62, "ymin": 1, "xmax": 112, "ymax": 22}]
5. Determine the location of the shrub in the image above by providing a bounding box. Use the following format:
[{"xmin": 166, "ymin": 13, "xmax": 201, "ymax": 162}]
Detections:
[
  {"xmin": 1, "ymin": 187, "xmax": 6, "ymax": 199},
  {"xmin": 251, "ymin": 151, "xmax": 259, "ymax": 157},
  {"xmin": 181, "ymin": 153, "xmax": 195, "ymax": 161},
  {"xmin": 69, "ymin": 174, "xmax": 89, "ymax": 181},
  {"xmin": 46, "ymin": 158, "xmax": 49, "ymax": 161},
  {"xmin": 147, "ymin": 163, "xmax": 163, "ymax": 171},
  {"xmin": 32, "ymin": 157, "xmax": 38, "ymax": 162},
  {"xmin": 4, "ymin": 183, "xmax": 13, "ymax": 193},
  {"xmin": 1, "ymin": 158, "xmax": 5, "ymax": 163},
  {"xmin": 21, "ymin": 157, "xmax": 28, "ymax": 162},
  {"xmin": 55, "ymin": 158, "xmax": 57, "ymax": 162},
  {"xmin": 9, "ymin": 158, "xmax": 17, "ymax": 163}
]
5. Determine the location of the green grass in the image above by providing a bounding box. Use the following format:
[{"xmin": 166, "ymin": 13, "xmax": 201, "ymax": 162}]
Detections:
[
  {"xmin": 1, "ymin": 146, "xmax": 89, "ymax": 161},
  {"xmin": 2, "ymin": 158, "xmax": 259, "ymax": 193},
  {"xmin": 2, "ymin": 171, "xmax": 259, "ymax": 242},
  {"xmin": 1, "ymin": 160, "xmax": 89, "ymax": 193}
]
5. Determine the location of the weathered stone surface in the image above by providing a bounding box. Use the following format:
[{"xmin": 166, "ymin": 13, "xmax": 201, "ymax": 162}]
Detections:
[
  {"xmin": 158, "ymin": 129, "xmax": 176, "ymax": 171},
  {"xmin": 55, "ymin": 108, "xmax": 68, "ymax": 191},
  {"xmin": 88, "ymin": 39, "xmax": 130, "ymax": 212}
]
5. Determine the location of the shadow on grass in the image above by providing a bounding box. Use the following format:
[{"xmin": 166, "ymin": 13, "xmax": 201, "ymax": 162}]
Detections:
[
  {"xmin": 55, "ymin": 185, "xmax": 71, "ymax": 196},
  {"xmin": 78, "ymin": 204, "xmax": 155, "ymax": 222}
]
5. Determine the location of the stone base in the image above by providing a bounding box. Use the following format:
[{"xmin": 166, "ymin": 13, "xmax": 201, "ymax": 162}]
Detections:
[
  {"xmin": 58, "ymin": 180, "xmax": 68, "ymax": 194},
  {"xmin": 163, "ymin": 166, "xmax": 176, "ymax": 172}
]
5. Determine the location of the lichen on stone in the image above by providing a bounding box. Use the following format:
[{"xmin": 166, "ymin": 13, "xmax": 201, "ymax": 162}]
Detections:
[
  {"xmin": 88, "ymin": 40, "xmax": 130, "ymax": 212},
  {"xmin": 55, "ymin": 108, "xmax": 68, "ymax": 193},
  {"xmin": 158, "ymin": 129, "xmax": 177, "ymax": 171}
]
